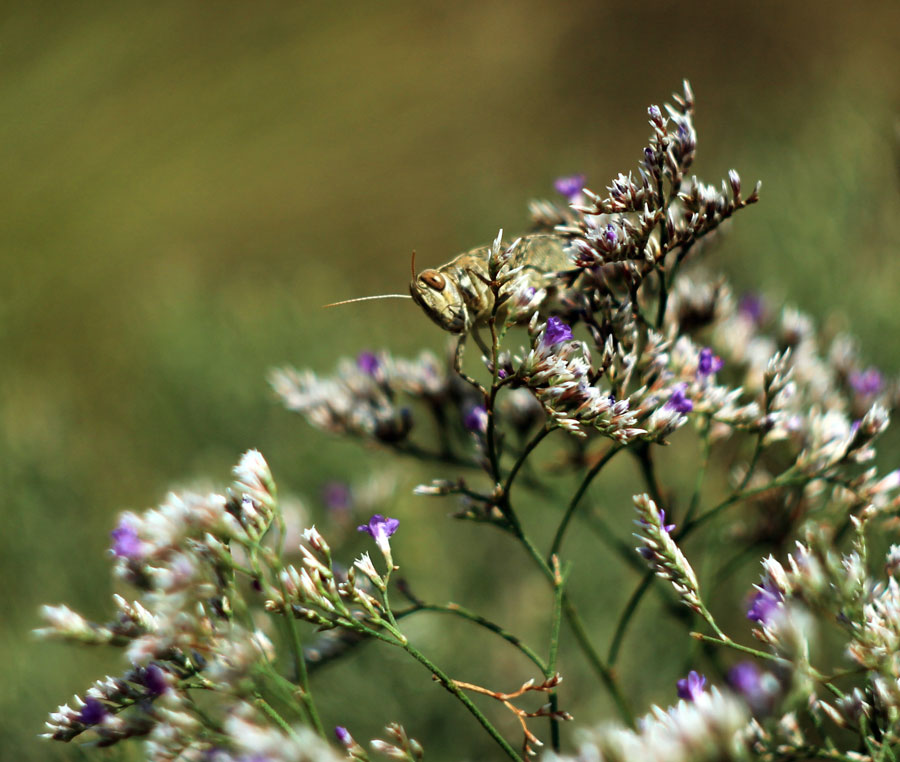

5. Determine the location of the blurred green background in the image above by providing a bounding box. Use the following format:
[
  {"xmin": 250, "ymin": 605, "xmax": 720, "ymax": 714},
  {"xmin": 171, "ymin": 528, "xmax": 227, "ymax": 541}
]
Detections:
[{"xmin": 3, "ymin": 2, "xmax": 899, "ymax": 759}]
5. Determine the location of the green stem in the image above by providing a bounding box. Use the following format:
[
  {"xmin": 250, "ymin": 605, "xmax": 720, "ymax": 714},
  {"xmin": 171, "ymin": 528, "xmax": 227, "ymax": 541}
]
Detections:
[
  {"xmin": 682, "ymin": 415, "xmax": 712, "ymax": 526},
  {"xmin": 401, "ymin": 640, "xmax": 525, "ymax": 762},
  {"xmin": 275, "ymin": 564, "xmax": 325, "ymax": 738},
  {"xmin": 608, "ymin": 571, "xmax": 654, "ymax": 666},
  {"xmin": 254, "ymin": 694, "xmax": 302, "ymax": 741},
  {"xmin": 547, "ymin": 561, "xmax": 565, "ymax": 753},
  {"xmin": 563, "ymin": 595, "xmax": 634, "ymax": 727},
  {"xmin": 633, "ymin": 443, "xmax": 665, "ymax": 515},
  {"xmin": 502, "ymin": 424, "xmax": 554, "ymax": 501},
  {"xmin": 515, "ymin": 528, "xmax": 634, "ymax": 726},
  {"xmin": 654, "ymin": 170, "xmax": 669, "ymax": 330},
  {"xmin": 340, "ymin": 603, "xmax": 522, "ymax": 760},
  {"xmin": 397, "ymin": 603, "xmax": 547, "ymax": 673},
  {"xmin": 549, "ymin": 444, "xmax": 622, "ymax": 560},
  {"xmin": 608, "ymin": 470, "xmax": 803, "ymax": 670},
  {"xmin": 680, "ymin": 470, "xmax": 804, "ymax": 539},
  {"xmin": 485, "ymin": 317, "xmax": 503, "ymax": 484},
  {"xmin": 690, "ymin": 633, "xmax": 789, "ymax": 666}
]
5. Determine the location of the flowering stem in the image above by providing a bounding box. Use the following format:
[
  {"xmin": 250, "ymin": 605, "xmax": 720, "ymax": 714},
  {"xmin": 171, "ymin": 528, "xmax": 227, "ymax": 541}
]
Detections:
[
  {"xmin": 608, "ymin": 472, "xmax": 803, "ymax": 669},
  {"xmin": 549, "ymin": 444, "xmax": 622, "ymax": 559}
]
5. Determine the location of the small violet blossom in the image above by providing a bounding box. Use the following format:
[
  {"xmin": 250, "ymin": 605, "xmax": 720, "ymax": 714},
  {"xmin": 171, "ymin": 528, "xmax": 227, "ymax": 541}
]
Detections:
[
  {"xmin": 110, "ymin": 519, "xmax": 143, "ymax": 560},
  {"xmin": 666, "ymin": 383, "xmax": 694, "ymax": 414},
  {"xmin": 738, "ymin": 293, "xmax": 764, "ymax": 324},
  {"xmin": 322, "ymin": 481, "xmax": 352, "ymax": 513},
  {"xmin": 357, "ymin": 351, "xmax": 380, "ymax": 375},
  {"xmin": 850, "ymin": 367, "xmax": 883, "ymax": 397},
  {"xmin": 676, "ymin": 670, "xmax": 706, "ymax": 702},
  {"xmin": 140, "ymin": 664, "xmax": 169, "ymax": 697},
  {"xmin": 697, "ymin": 347, "xmax": 724, "ymax": 377},
  {"xmin": 539, "ymin": 317, "xmax": 573, "ymax": 354},
  {"xmin": 358, "ymin": 514, "xmax": 400, "ymax": 566},
  {"xmin": 727, "ymin": 661, "xmax": 772, "ymax": 712},
  {"xmin": 78, "ymin": 697, "xmax": 108, "ymax": 726},
  {"xmin": 334, "ymin": 726, "xmax": 352, "ymax": 746},
  {"xmin": 604, "ymin": 224, "xmax": 618, "ymax": 246},
  {"xmin": 463, "ymin": 405, "xmax": 488, "ymax": 434},
  {"xmin": 747, "ymin": 582, "xmax": 783, "ymax": 625},
  {"xmin": 554, "ymin": 174, "xmax": 586, "ymax": 200},
  {"xmin": 637, "ymin": 509, "xmax": 675, "ymax": 559}
]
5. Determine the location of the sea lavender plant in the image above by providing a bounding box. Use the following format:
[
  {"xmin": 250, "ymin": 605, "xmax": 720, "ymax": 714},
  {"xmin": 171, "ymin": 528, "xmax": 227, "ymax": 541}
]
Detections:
[{"xmin": 38, "ymin": 82, "xmax": 900, "ymax": 762}]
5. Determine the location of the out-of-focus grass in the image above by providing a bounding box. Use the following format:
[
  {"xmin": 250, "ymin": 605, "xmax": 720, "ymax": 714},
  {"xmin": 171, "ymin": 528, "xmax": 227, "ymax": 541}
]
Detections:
[{"xmin": 2, "ymin": 2, "xmax": 898, "ymax": 759}]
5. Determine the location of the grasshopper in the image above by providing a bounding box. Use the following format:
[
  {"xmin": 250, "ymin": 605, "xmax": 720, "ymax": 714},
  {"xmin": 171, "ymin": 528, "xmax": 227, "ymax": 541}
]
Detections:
[
  {"xmin": 328, "ymin": 232, "xmax": 572, "ymax": 335},
  {"xmin": 409, "ymin": 232, "xmax": 571, "ymax": 334}
]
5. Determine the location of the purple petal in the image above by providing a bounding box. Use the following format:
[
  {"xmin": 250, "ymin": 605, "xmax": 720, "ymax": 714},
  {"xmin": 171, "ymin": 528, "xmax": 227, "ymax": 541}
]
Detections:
[
  {"xmin": 110, "ymin": 520, "xmax": 143, "ymax": 560},
  {"xmin": 676, "ymin": 670, "xmax": 706, "ymax": 702},
  {"xmin": 554, "ymin": 174, "xmax": 586, "ymax": 199}
]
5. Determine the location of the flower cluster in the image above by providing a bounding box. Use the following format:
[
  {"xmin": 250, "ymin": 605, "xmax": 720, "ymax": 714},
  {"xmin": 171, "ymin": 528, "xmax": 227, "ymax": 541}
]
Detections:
[{"xmin": 38, "ymin": 81, "xmax": 900, "ymax": 762}]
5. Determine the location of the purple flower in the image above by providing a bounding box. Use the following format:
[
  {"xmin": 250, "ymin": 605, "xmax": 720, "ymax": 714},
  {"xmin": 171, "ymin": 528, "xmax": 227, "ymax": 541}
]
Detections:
[
  {"xmin": 539, "ymin": 317, "xmax": 573, "ymax": 353},
  {"xmin": 463, "ymin": 405, "xmax": 488, "ymax": 434},
  {"xmin": 604, "ymin": 224, "xmax": 618, "ymax": 246},
  {"xmin": 78, "ymin": 697, "xmax": 108, "ymax": 726},
  {"xmin": 738, "ymin": 293, "xmax": 764, "ymax": 324},
  {"xmin": 727, "ymin": 662, "xmax": 764, "ymax": 703},
  {"xmin": 697, "ymin": 347, "xmax": 724, "ymax": 377},
  {"xmin": 140, "ymin": 664, "xmax": 168, "ymax": 697},
  {"xmin": 850, "ymin": 367, "xmax": 883, "ymax": 397},
  {"xmin": 638, "ymin": 509, "xmax": 675, "ymax": 534},
  {"xmin": 554, "ymin": 174, "xmax": 586, "ymax": 200},
  {"xmin": 110, "ymin": 519, "xmax": 143, "ymax": 560},
  {"xmin": 746, "ymin": 582, "xmax": 783, "ymax": 625},
  {"xmin": 676, "ymin": 670, "xmax": 706, "ymax": 702},
  {"xmin": 665, "ymin": 383, "xmax": 693, "ymax": 414},
  {"xmin": 357, "ymin": 351, "xmax": 379, "ymax": 375},
  {"xmin": 659, "ymin": 509, "xmax": 675, "ymax": 534},
  {"xmin": 335, "ymin": 726, "xmax": 352, "ymax": 746},
  {"xmin": 358, "ymin": 514, "xmax": 400, "ymax": 563},
  {"xmin": 648, "ymin": 105, "xmax": 662, "ymax": 122},
  {"xmin": 322, "ymin": 481, "xmax": 352, "ymax": 513},
  {"xmin": 637, "ymin": 508, "xmax": 675, "ymax": 560}
]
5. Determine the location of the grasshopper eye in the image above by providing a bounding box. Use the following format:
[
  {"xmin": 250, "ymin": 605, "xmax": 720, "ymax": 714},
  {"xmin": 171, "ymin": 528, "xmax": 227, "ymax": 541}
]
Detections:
[{"xmin": 419, "ymin": 270, "xmax": 446, "ymax": 291}]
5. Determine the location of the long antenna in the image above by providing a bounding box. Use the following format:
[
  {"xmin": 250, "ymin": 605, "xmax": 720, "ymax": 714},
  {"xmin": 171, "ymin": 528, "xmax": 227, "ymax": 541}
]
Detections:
[
  {"xmin": 411, "ymin": 250, "xmax": 417, "ymax": 280},
  {"xmin": 324, "ymin": 294, "xmax": 413, "ymax": 308}
]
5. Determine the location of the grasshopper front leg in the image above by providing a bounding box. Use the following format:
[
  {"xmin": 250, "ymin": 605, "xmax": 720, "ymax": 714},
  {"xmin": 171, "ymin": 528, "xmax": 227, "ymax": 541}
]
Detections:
[{"xmin": 453, "ymin": 334, "xmax": 486, "ymax": 395}]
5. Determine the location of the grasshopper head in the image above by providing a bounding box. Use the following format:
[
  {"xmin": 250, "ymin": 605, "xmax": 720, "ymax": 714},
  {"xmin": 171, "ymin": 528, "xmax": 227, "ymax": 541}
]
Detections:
[{"xmin": 409, "ymin": 268, "xmax": 469, "ymax": 333}]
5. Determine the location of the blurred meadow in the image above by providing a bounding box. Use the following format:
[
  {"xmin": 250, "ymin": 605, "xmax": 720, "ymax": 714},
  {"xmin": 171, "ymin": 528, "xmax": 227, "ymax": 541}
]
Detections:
[{"xmin": 3, "ymin": 2, "xmax": 899, "ymax": 759}]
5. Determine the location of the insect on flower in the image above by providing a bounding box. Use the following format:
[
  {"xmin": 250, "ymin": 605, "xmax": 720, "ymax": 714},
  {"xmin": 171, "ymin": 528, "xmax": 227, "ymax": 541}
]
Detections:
[{"xmin": 325, "ymin": 232, "xmax": 574, "ymax": 335}]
